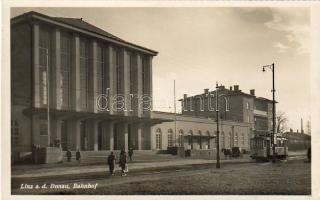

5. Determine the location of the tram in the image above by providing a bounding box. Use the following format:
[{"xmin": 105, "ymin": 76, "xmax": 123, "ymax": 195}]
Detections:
[{"xmin": 250, "ymin": 135, "xmax": 288, "ymax": 161}]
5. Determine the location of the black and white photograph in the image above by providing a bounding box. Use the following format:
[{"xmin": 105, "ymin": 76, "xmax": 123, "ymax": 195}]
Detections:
[{"xmin": 2, "ymin": 1, "xmax": 320, "ymax": 198}]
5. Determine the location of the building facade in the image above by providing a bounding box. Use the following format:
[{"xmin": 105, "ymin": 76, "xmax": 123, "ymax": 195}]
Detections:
[
  {"xmin": 180, "ymin": 85, "xmax": 274, "ymax": 140},
  {"xmin": 11, "ymin": 12, "xmax": 274, "ymax": 159},
  {"xmin": 151, "ymin": 112, "xmax": 251, "ymax": 151},
  {"xmin": 11, "ymin": 11, "xmax": 161, "ymax": 155}
]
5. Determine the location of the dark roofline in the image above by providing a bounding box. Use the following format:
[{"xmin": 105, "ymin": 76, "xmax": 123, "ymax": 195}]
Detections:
[
  {"xmin": 178, "ymin": 87, "xmax": 275, "ymax": 103},
  {"xmin": 11, "ymin": 11, "xmax": 158, "ymax": 56},
  {"xmin": 256, "ymin": 97, "xmax": 277, "ymax": 103},
  {"xmin": 178, "ymin": 87, "xmax": 255, "ymax": 101}
]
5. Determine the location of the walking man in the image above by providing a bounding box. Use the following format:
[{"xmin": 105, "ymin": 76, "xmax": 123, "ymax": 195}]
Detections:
[
  {"xmin": 66, "ymin": 149, "xmax": 72, "ymax": 162},
  {"xmin": 128, "ymin": 147, "xmax": 134, "ymax": 161},
  {"xmin": 76, "ymin": 149, "xmax": 81, "ymax": 164},
  {"xmin": 119, "ymin": 150, "xmax": 128, "ymax": 176},
  {"xmin": 107, "ymin": 151, "xmax": 116, "ymax": 175}
]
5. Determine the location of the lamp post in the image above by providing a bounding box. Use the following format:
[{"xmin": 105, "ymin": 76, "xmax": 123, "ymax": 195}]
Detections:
[
  {"xmin": 215, "ymin": 82, "xmax": 229, "ymax": 168},
  {"xmin": 262, "ymin": 63, "xmax": 276, "ymax": 163}
]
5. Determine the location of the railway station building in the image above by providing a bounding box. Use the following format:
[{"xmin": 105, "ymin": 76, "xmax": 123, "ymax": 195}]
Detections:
[{"xmin": 11, "ymin": 12, "xmax": 273, "ymax": 161}]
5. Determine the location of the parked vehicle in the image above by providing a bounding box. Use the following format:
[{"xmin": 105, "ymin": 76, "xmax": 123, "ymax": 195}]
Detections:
[{"xmin": 231, "ymin": 147, "xmax": 241, "ymax": 158}]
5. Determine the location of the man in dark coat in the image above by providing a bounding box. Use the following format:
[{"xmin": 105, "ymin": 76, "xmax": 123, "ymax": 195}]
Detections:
[
  {"xmin": 307, "ymin": 146, "xmax": 311, "ymax": 163},
  {"xmin": 66, "ymin": 149, "xmax": 72, "ymax": 162},
  {"xmin": 119, "ymin": 150, "xmax": 127, "ymax": 176},
  {"xmin": 128, "ymin": 147, "xmax": 134, "ymax": 161},
  {"xmin": 107, "ymin": 151, "xmax": 116, "ymax": 175},
  {"xmin": 76, "ymin": 149, "xmax": 81, "ymax": 163}
]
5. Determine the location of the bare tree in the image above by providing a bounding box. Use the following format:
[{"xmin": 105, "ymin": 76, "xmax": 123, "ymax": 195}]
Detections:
[{"xmin": 277, "ymin": 111, "xmax": 288, "ymax": 133}]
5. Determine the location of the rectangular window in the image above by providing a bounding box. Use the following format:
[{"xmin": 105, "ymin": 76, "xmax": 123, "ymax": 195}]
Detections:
[
  {"xmin": 60, "ymin": 32, "xmax": 72, "ymax": 109},
  {"xmin": 39, "ymin": 27, "xmax": 51, "ymax": 106},
  {"xmin": 114, "ymin": 49, "xmax": 121, "ymax": 95},
  {"xmin": 142, "ymin": 57, "xmax": 147, "ymax": 95},
  {"xmin": 129, "ymin": 53, "xmax": 135, "ymax": 109},
  {"xmin": 97, "ymin": 45, "xmax": 107, "ymax": 109},
  {"xmin": 97, "ymin": 45, "xmax": 105, "ymax": 94},
  {"xmin": 114, "ymin": 49, "xmax": 122, "ymax": 110},
  {"xmin": 39, "ymin": 122, "xmax": 48, "ymax": 136},
  {"xmin": 80, "ymin": 38, "xmax": 89, "ymax": 109}
]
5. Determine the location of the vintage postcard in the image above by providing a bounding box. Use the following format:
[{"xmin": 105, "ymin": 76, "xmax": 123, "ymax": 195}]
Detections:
[{"xmin": 2, "ymin": 0, "xmax": 320, "ymax": 199}]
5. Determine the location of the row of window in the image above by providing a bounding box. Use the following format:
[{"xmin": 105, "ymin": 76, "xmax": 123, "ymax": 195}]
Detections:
[
  {"xmin": 38, "ymin": 26, "xmax": 150, "ymax": 110},
  {"xmin": 155, "ymin": 128, "xmax": 247, "ymax": 149}
]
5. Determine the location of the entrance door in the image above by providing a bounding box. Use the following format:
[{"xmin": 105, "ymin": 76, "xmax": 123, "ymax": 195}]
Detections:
[
  {"xmin": 80, "ymin": 121, "xmax": 87, "ymax": 151},
  {"xmin": 113, "ymin": 124, "xmax": 118, "ymax": 150},
  {"xmin": 128, "ymin": 124, "xmax": 132, "ymax": 149},
  {"xmin": 61, "ymin": 120, "xmax": 68, "ymax": 151},
  {"xmin": 98, "ymin": 123, "xmax": 103, "ymax": 150}
]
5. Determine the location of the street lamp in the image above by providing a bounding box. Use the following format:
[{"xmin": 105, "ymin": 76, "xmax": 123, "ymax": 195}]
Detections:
[
  {"xmin": 262, "ymin": 63, "xmax": 276, "ymax": 163},
  {"xmin": 215, "ymin": 82, "xmax": 229, "ymax": 168}
]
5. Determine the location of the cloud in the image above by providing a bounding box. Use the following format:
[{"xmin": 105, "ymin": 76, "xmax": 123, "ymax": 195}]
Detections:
[
  {"xmin": 264, "ymin": 8, "xmax": 310, "ymax": 55},
  {"xmin": 274, "ymin": 42, "xmax": 290, "ymax": 53}
]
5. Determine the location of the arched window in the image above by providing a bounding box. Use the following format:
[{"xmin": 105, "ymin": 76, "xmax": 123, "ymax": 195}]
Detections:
[
  {"xmin": 242, "ymin": 133, "xmax": 245, "ymax": 146},
  {"xmin": 178, "ymin": 129, "xmax": 184, "ymax": 147},
  {"xmin": 198, "ymin": 131, "xmax": 202, "ymax": 149},
  {"xmin": 228, "ymin": 132, "xmax": 232, "ymax": 147},
  {"xmin": 188, "ymin": 130, "xmax": 193, "ymax": 149},
  {"xmin": 167, "ymin": 129, "xmax": 173, "ymax": 147},
  {"xmin": 234, "ymin": 132, "xmax": 238, "ymax": 146},
  {"xmin": 206, "ymin": 131, "xmax": 210, "ymax": 149},
  {"xmin": 221, "ymin": 132, "xmax": 225, "ymax": 148},
  {"xmin": 156, "ymin": 128, "xmax": 162, "ymax": 150},
  {"xmin": 11, "ymin": 120, "xmax": 19, "ymax": 146}
]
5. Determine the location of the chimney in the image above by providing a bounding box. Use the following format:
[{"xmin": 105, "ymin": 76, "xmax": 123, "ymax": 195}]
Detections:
[
  {"xmin": 183, "ymin": 94, "xmax": 187, "ymax": 99},
  {"xmin": 229, "ymin": 86, "xmax": 233, "ymax": 91},
  {"xmin": 219, "ymin": 85, "xmax": 225, "ymax": 89},
  {"xmin": 250, "ymin": 89, "xmax": 255, "ymax": 96},
  {"xmin": 290, "ymin": 128, "xmax": 293, "ymax": 132},
  {"xmin": 234, "ymin": 85, "xmax": 239, "ymax": 91},
  {"xmin": 204, "ymin": 89, "xmax": 209, "ymax": 94}
]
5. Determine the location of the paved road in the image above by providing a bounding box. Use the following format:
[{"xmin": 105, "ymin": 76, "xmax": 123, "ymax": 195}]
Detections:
[{"xmin": 12, "ymin": 155, "xmax": 310, "ymax": 195}]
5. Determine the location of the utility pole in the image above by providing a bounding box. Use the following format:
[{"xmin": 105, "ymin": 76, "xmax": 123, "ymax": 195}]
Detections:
[
  {"xmin": 214, "ymin": 82, "xmax": 229, "ymax": 168},
  {"xmin": 174, "ymin": 80, "xmax": 177, "ymax": 147},
  {"xmin": 46, "ymin": 49, "xmax": 51, "ymax": 146},
  {"xmin": 263, "ymin": 63, "xmax": 276, "ymax": 163},
  {"xmin": 215, "ymin": 82, "xmax": 220, "ymax": 168}
]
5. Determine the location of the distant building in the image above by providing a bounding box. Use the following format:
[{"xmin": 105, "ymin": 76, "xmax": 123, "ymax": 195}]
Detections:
[
  {"xmin": 180, "ymin": 85, "xmax": 274, "ymax": 139},
  {"xmin": 283, "ymin": 131, "xmax": 311, "ymax": 150}
]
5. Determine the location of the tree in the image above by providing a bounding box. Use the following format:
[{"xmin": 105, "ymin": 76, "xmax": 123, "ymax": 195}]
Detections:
[{"xmin": 276, "ymin": 111, "xmax": 288, "ymax": 133}]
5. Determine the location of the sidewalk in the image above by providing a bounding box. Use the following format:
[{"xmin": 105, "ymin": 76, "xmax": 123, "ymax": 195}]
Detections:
[{"xmin": 12, "ymin": 156, "xmax": 252, "ymax": 179}]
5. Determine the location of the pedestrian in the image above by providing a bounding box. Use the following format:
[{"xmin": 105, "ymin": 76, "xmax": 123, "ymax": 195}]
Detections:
[
  {"xmin": 128, "ymin": 147, "xmax": 134, "ymax": 161},
  {"xmin": 119, "ymin": 150, "xmax": 128, "ymax": 176},
  {"xmin": 66, "ymin": 149, "xmax": 72, "ymax": 162},
  {"xmin": 307, "ymin": 146, "xmax": 311, "ymax": 163},
  {"xmin": 107, "ymin": 151, "xmax": 116, "ymax": 175},
  {"xmin": 76, "ymin": 149, "xmax": 81, "ymax": 163}
]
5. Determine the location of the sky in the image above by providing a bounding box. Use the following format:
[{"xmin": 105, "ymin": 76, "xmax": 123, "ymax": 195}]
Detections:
[{"xmin": 11, "ymin": 7, "xmax": 311, "ymax": 131}]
